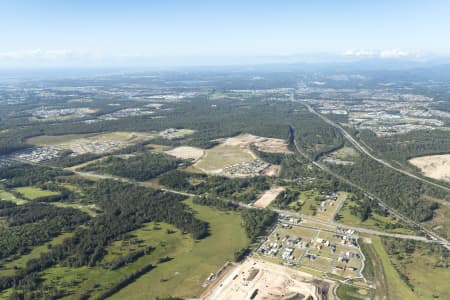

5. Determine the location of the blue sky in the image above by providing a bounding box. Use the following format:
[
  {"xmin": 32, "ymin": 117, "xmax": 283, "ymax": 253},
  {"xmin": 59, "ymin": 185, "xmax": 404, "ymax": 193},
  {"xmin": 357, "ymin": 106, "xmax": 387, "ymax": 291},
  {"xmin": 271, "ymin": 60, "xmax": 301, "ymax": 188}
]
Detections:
[{"xmin": 1, "ymin": 0, "xmax": 450, "ymax": 67}]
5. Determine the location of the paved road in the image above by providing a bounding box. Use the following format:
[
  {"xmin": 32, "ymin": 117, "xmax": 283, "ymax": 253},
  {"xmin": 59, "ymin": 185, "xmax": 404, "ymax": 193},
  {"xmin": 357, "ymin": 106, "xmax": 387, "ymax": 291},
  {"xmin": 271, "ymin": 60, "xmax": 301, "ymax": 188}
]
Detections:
[
  {"xmin": 74, "ymin": 164, "xmax": 450, "ymax": 247},
  {"xmin": 22, "ymin": 157, "xmax": 444, "ymax": 248},
  {"xmin": 292, "ymin": 101, "xmax": 450, "ymax": 249},
  {"xmin": 273, "ymin": 208, "xmax": 435, "ymax": 243},
  {"xmin": 301, "ymin": 101, "xmax": 450, "ymax": 193}
]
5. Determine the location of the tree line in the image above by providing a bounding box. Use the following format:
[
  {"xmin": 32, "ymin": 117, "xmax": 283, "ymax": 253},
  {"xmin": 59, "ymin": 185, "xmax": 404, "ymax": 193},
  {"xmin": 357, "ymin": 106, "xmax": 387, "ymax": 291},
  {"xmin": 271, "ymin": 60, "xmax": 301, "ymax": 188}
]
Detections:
[{"xmin": 0, "ymin": 180, "xmax": 209, "ymax": 296}]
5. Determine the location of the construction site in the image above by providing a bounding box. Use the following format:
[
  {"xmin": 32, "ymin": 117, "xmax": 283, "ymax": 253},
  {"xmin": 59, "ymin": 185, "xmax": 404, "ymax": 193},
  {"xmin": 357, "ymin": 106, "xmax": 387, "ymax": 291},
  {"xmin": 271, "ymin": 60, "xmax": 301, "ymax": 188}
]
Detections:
[{"xmin": 201, "ymin": 258, "xmax": 336, "ymax": 300}]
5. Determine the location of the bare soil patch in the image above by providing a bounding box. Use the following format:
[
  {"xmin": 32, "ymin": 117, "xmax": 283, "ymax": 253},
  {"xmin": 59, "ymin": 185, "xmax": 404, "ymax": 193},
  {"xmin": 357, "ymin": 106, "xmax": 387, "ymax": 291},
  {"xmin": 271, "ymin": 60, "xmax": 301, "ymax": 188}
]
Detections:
[
  {"xmin": 262, "ymin": 164, "xmax": 281, "ymax": 176},
  {"xmin": 409, "ymin": 154, "xmax": 450, "ymax": 181},
  {"xmin": 253, "ymin": 186, "xmax": 285, "ymax": 208},
  {"xmin": 220, "ymin": 133, "xmax": 292, "ymax": 154},
  {"xmin": 201, "ymin": 257, "xmax": 336, "ymax": 300},
  {"xmin": 165, "ymin": 146, "xmax": 205, "ymax": 161}
]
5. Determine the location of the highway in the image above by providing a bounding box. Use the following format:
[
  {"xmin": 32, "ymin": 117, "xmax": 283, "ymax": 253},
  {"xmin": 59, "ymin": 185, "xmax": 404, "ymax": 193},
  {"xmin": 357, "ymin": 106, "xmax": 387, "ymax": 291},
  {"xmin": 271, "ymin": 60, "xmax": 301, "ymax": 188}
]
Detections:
[
  {"xmin": 17, "ymin": 147, "xmax": 449, "ymax": 248},
  {"xmin": 300, "ymin": 101, "xmax": 450, "ymax": 193},
  {"xmin": 72, "ymin": 164, "xmax": 450, "ymax": 249},
  {"xmin": 291, "ymin": 101, "xmax": 450, "ymax": 249}
]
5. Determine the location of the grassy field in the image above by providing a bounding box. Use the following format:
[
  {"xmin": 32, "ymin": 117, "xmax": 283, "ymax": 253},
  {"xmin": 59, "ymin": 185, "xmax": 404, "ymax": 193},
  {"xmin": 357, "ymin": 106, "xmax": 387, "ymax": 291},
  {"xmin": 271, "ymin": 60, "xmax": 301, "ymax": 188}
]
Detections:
[
  {"xmin": 336, "ymin": 284, "xmax": 368, "ymax": 300},
  {"xmin": 371, "ymin": 237, "xmax": 417, "ymax": 300},
  {"xmin": 40, "ymin": 222, "xmax": 189, "ymax": 299},
  {"xmin": 195, "ymin": 144, "xmax": 254, "ymax": 172},
  {"xmin": 288, "ymin": 189, "xmax": 322, "ymax": 215},
  {"xmin": 336, "ymin": 198, "xmax": 416, "ymax": 235},
  {"xmin": 36, "ymin": 198, "xmax": 248, "ymax": 299},
  {"xmin": 111, "ymin": 198, "xmax": 250, "ymax": 299},
  {"xmin": 0, "ymin": 187, "xmax": 27, "ymax": 205},
  {"xmin": 422, "ymin": 196, "xmax": 450, "ymax": 238},
  {"xmin": 13, "ymin": 186, "xmax": 60, "ymax": 200},
  {"xmin": 385, "ymin": 241, "xmax": 450, "ymax": 300},
  {"xmin": 51, "ymin": 202, "xmax": 99, "ymax": 217},
  {"xmin": 359, "ymin": 238, "xmax": 385, "ymax": 299},
  {"xmin": 332, "ymin": 146, "xmax": 359, "ymax": 160},
  {"xmin": 314, "ymin": 192, "xmax": 346, "ymax": 221},
  {"xmin": 58, "ymin": 183, "xmax": 84, "ymax": 194}
]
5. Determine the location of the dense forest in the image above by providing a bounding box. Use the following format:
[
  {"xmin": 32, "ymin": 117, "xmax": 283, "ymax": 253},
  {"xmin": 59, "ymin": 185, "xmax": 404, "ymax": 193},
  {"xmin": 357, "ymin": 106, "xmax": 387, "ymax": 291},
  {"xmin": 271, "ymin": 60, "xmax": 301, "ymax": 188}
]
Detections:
[
  {"xmin": 81, "ymin": 152, "xmax": 182, "ymax": 181},
  {"xmin": 359, "ymin": 129, "xmax": 450, "ymax": 163},
  {"xmin": 0, "ymin": 203, "xmax": 90, "ymax": 259},
  {"xmin": 0, "ymin": 97, "xmax": 344, "ymax": 157},
  {"xmin": 331, "ymin": 156, "xmax": 442, "ymax": 222},
  {"xmin": 250, "ymin": 144, "xmax": 288, "ymax": 164},
  {"xmin": 159, "ymin": 170, "xmax": 270, "ymax": 202},
  {"xmin": 240, "ymin": 209, "xmax": 277, "ymax": 241},
  {"xmin": 291, "ymin": 116, "xmax": 344, "ymax": 160},
  {"xmin": 0, "ymin": 165, "xmax": 71, "ymax": 188}
]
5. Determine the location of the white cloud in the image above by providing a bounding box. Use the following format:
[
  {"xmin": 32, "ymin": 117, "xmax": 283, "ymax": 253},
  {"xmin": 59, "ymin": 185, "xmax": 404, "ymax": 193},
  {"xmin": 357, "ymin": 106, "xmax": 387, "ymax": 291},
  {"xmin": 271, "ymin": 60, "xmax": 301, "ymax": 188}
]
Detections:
[
  {"xmin": 343, "ymin": 48, "xmax": 424, "ymax": 59},
  {"xmin": 343, "ymin": 49, "xmax": 377, "ymax": 57},
  {"xmin": 0, "ymin": 49, "xmax": 75, "ymax": 60},
  {"xmin": 0, "ymin": 49, "xmax": 110, "ymax": 67}
]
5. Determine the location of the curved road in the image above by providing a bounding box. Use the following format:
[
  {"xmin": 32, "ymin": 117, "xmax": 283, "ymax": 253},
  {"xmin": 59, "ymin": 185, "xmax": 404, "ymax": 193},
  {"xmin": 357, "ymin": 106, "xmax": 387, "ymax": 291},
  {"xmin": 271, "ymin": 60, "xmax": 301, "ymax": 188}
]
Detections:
[
  {"xmin": 301, "ymin": 101, "xmax": 450, "ymax": 193},
  {"xmin": 294, "ymin": 101, "xmax": 450, "ymax": 248}
]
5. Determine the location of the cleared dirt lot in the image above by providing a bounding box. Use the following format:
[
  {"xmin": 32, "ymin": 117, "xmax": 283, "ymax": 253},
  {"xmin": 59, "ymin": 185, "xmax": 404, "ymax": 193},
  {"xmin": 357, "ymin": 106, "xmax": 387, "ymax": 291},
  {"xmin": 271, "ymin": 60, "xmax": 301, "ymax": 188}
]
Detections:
[
  {"xmin": 165, "ymin": 146, "xmax": 205, "ymax": 161},
  {"xmin": 221, "ymin": 133, "xmax": 292, "ymax": 154},
  {"xmin": 201, "ymin": 257, "xmax": 336, "ymax": 300},
  {"xmin": 253, "ymin": 187, "xmax": 285, "ymax": 208},
  {"xmin": 194, "ymin": 134, "xmax": 289, "ymax": 177},
  {"xmin": 409, "ymin": 154, "xmax": 450, "ymax": 181}
]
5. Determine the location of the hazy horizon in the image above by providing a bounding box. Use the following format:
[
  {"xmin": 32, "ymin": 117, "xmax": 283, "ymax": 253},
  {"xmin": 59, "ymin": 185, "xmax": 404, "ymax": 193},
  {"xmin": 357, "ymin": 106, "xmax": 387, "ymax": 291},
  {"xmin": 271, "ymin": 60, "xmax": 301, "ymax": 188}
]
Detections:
[{"xmin": 2, "ymin": 1, "xmax": 450, "ymax": 68}]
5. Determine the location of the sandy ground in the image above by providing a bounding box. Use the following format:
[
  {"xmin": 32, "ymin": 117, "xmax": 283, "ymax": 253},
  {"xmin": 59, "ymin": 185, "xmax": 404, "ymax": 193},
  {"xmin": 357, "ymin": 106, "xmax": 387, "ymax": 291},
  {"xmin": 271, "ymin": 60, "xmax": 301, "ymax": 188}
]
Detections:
[
  {"xmin": 165, "ymin": 146, "xmax": 205, "ymax": 161},
  {"xmin": 262, "ymin": 165, "xmax": 280, "ymax": 177},
  {"xmin": 201, "ymin": 257, "xmax": 335, "ymax": 300},
  {"xmin": 253, "ymin": 187, "xmax": 285, "ymax": 208},
  {"xmin": 409, "ymin": 154, "xmax": 450, "ymax": 181},
  {"xmin": 221, "ymin": 134, "xmax": 292, "ymax": 154}
]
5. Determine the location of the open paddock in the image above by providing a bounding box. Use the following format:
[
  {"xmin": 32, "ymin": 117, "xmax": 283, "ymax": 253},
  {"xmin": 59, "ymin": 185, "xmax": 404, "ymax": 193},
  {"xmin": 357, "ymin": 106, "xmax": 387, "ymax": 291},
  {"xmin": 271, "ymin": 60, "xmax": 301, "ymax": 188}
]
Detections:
[
  {"xmin": 194, "ymin": 133, "xmax": 289, "ymax": 177},
  {"xmin": 13, "ymin": 186, "xmax": 60, "ymax": 200},
  {"xmin": 194, "ymin": 144, "xmax": 255, "ymax": 174}
]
